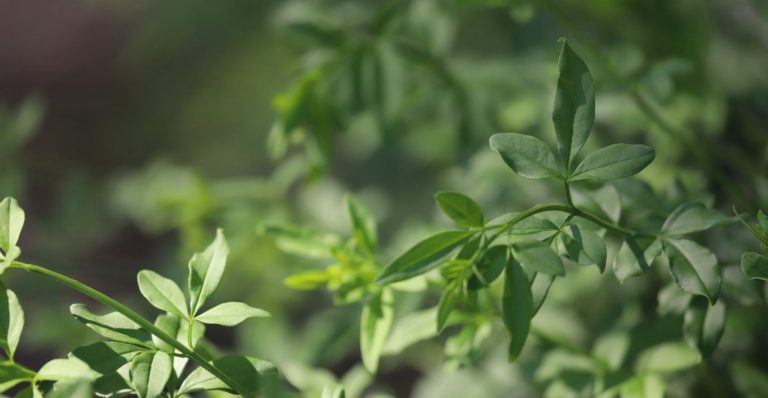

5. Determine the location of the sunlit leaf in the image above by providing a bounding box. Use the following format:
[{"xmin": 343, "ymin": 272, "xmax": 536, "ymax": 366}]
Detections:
[
  {"xmin": 346, "ymin": 194, "xmax": 378, "ymax": 255},
  {"xmin": 196, "ymin": 302, "xmax": 270, "ymax": 327},
  {"xmin": 137, "ymin": 270, "xmax": 188, "ymax": 318},
  {"xmin": 360, "ymin": 289, "xmax": 393, "ymax": 373},
  {"xmin": 376, "ymin": 231, "xmax": 473, "ymax": 285},
  {"xmin": 188, "ymin": 229, "xmax": 229, "ymax": 314}
]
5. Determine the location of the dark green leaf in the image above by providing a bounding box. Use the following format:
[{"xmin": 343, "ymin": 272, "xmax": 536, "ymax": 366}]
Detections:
[
  {"xmin": 437, "ymin": 282, "xmax": 459, "ymax": 333},
  {"xmin": 435, "ymin": 192, "xmax": 485, "ymax": 228},
  {"xmin": 722, "ymin": 266, "xmax": 762, "ymax": 306},
  {"xmin": 196, "ymin": 302, "xmax": 270, "ymax": 327},
  {"xmin": 512, "ymin": 240, "xmax": 564, "ymax": 276},
  {"xmin": 553, "ymin": 39, "xmax": 594, "ymax": 167},
  {"xmin": 502, "ymin": 258, "xmax": 533, "ymax": 361},
  {"xmin": 741, "ymin": 252, "xmax": 768, "ymax": 281},
  {"xmin": 559, "ymin": 225, "xmax": 607, "ymax": 272},
  {"xmin": 665, "ymin": 239, "xmax": 721, "ymax": 303},
  {"xmin": 360, "ymin": 289, "xmax": 393, "ymax": 373},
  {"xmin": 684, "ymin": 299, "xmax": 726, "ymax": 357},
  {"xmin": 571, "ymin": 144, "xmax": 655, "ymax": 181},
  {"xmin": 70, "ymin": 304, "xmax": 152, "ymax": 347},
  {"xmin": 531, "ymin": 273, "xmax": 555, "ymax": 314},
  {"xmin": 612, "ymin": 238, "xmax": 661, "ymax": 283},
  {"xmin": 188, "ymin": 229, "xmax": 229, "ymax": 314},
  {"xmin": 178, "ymin": 356, "xmax": 277, "ymax": 395},
  {"xmin": 468, "ymin": 245, "xmax": 508, "ymax": 289},
  {"xmin": 70, "ymin": 342, "xmax": 142, "ymax": 375},
  {"xmin": 346, "ymin": 194, "xmax": 378, "ymax": 255},
  {"xmin": 661, "ymin": 203, "xmax": 731, "ymax": 236},
  {"xmin": 376, "ymin": 231, "xmax": 473, "ymax": 285},
  {"xmin": 0, "ymin": 362, "xmax": 35, "ymax": 393},
  {"xmin": 657, "ymin": 283, "xmax": 692, "ymax": 316},
  {"xmin": 489, "ymin": 133, "xmax": 561, "ymax": 179}
]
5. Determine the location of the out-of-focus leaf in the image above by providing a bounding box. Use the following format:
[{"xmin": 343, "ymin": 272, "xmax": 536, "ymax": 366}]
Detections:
[
  {"xmin": 346, "ymin": 194, "xmax": 378, "ymax": 255},
  {"xmin": 683, "ymin": 299, "xmax": 726, "ymax": 357},
  {"xmin": 382, "ymin": 308, "xmax": 437, "ymax": 355},
  {"xmin": 468, "ymin": 245, "xmax": 508, "ymax": 289},
  {"xmin": 741, "ymin": 252, "xmax": 768, "ymax": 281},
  {"xmin": 613, "ymin": 238, "xmax": 661, "ymax": 282},
  {"xmin": 635, "ymin": 342, "xmax": 701, "ymax": 373},
  {"xmin": 657, "ymin": 283, "xmax": 692, "ymax": 316},
  {"xmin": 259, "ymin": 224, "xmax": 342, "ymax": 259},
  {"xmin": 360, "ymin": 289, "xmax": 393, "ymax": 373},
  {"xmin": 437, "ymin": 281, "xmax": 459, "ymax": 333}
]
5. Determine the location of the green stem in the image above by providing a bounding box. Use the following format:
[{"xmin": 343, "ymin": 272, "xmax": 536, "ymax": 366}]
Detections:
[{"xmin": 8, "ymin": 261, "xmax": 253, "ymax": 398}]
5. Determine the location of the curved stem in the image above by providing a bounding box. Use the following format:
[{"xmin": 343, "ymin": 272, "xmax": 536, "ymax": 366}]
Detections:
[{"xmin": 8, "ymin": 261, "xmax": 253, "ymax": 398}]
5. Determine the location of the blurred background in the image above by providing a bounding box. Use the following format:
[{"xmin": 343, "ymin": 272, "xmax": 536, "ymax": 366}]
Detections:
[{"xmin": 1, "ymin": 0, "xmax": 768, "ymax": 397}]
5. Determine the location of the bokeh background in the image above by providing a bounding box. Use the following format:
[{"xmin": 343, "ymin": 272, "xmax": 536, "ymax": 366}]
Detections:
[{"xmin": 1, "ymin": 0, "xmax": 768, "ymax": 397}]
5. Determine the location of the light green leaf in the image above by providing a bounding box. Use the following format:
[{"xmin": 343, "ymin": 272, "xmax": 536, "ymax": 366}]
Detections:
[
  {"xmin": 684, "ymin": 299, "xmax": 726, "ymax": 357},
  {"xmin": 0, "ymin": 198, "xmax": 24, "ymax": 256},
  {"xmin": 502, "ymin": 258, "xmax": 533, "ymax": 361},
  {"xmin": 360, "ymin": 289, "xmax": 393, "ymax": 373},
  {"xmin": 512, "ymin": 240, "xmax": 564, "ymax": 276},
  {"xmin": 70, "ymin": 304, "xmax": 152, "ymax": 347},
  {"xmin": 38, "ymin": 358, "xmax": 99, "ymax": 381},
  {"xmin": 741, "ymin": 252, "xmax": 768, "ymax": 281},
  {"xmin": 284, "ymin": 270, "xmax": 330, "ymax": 290},
  {"xmin": 177, "ymin": 355, "xmax": 277, "ymax": 395},
  {"xmin": 382, "ymin": 308, "xmax": 438, "ymax": 355},
  {"xmin": 531, "ymin": 273, "xmax": 555, "ymax": 314},
  {"xmin": 137, "ymin": 270, "xmax": 187, "ymax": 317},
  {"xmin": 434, "ymin": 192, "xmax": 485, "ymax": 229},
  {"xmin": 346, "ymin": 194, "xmax": 377, "ymax": 255},
  {"xmin": 661, "ymin": 203, "xmax": 731, "ymax": 236},
  {"xmin": 592, "ymin": 332, "xmax": 630, "ymax": 371},
  {"xmin": 665, "ymin": 239, "xmax": 721, "ymax": 303},
  {"xmin": 559, "ymin": 225, "xmax": 607, "ymax": 272},
  {"xmin": 188, "ymin": 229, "xmax": 229, "ymax": 314},
  {"xmin": 613, "ymin": 238, "xmax": 661, "ymax": 283},
  {"xmin": 619, "ymin": 374, "xmax": 665, "ymax": 398},
  {"xmin": 129, "ymin": 351, "xmax": 172, "ymax": 398},
  {"xmin": 46, "ymin": 380, "xmax": 92, "ymax": 398},
  {"xmin": 553, "ymin": 39, "xmax": 594, "ymax": 167},
  {"xmin": 0, "ymin": 284, "xmax": 23, "ymax": 360},
  {"xmin": 489, "ymin": 133, "xmax": 562, "ymax": 179},
  {"xmin": 468, "ymin": 245, "xmax": 508, "ymax": 289},
  {"xmin": 376, "ymin": 231, "xmax": 473, "ymax": 285},
  {"xmin": 322, "ymin": 385, "xmax": 346, "ymax": 398},
  {"xmin": 571, "ymin": 144, "xmax": 655, "ymax": 181},
  {"xmin": 196, "ymin": 302, "xmax": 270, "ymax": 326},
  {"xmin": 635, "ymin": 342, "xmax": 701, "ymax": 373}
]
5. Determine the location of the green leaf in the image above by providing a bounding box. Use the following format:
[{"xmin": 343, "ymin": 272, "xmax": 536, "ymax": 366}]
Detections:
[
  {"xmin": 346, "ymin": 194, "xmax": 378, "ymax": 255},
  {"xmin": 434, "ymin": 192, "xmax": 485, "ymax": 228},
  {"xmin": 559, "ymin": 225, "xmax": 607, "ymax": 272},
  {"xmin": 360, "ymin": 289, "xmax": 393, "ymax": 373},
  {"xmin": 46, "ymin": 380, "xmax": 92, "ymax": 398},
  {"xmin": 612, "ymin": 238, "xmax": 662, "ymax": 283},
  {"xmin": 635, "ymin": 342, "xmax": 701, "ymax": 373},
  {"xmin": 70, "ymin": 342, "xmax": 142, "ymax": 375},
  {"xmin": 137, "ymin": 270, "xmax": 188, "ymax": 318},
  {"xmin": 284, "ymin": 270, "xmax": 330, "ymax": 290},
  {"xmin": 512, "ymin": 240, "xmax": 565, "ymax": 276},
  {"xmin": 0, "ymin": 283, "xmax": 23, "ymax": 360},
  {"xmin": 382, "ymin": 308, "xmax": 438, "ymax": 355},
  {"xmin": 661, "ymin": 203, "xmax": 731, "ymax": 236},
  {"xmin": 487, "ymin": 213, "xmax": 559, "ymax": 235},
  {"xmin": 741, "ymin": 252, "xmax": 768, "ymax": 281},
  {"xmin": 502, "ymin": 258, "xmax": 533, "ymax": 361},
  {"xmin": 531, "ymin": 273, "xmax": 555, "ymax": 314},
  {"xmin": 0, "ymin": 362, "xmax": 35, "ymax": 392},
  {"xmin": 196, "ymin": 302, "xmax": 270, "ymax": 326},
  {"xmin": 178, "ymin": 356, "xmax": 278, "ymax": 396},
  {"xmin": 656, "ymin": 283, "xmax": 692, "ymax": 316},
  {"xmin": 553, "ymin": 40, "xmax": 594, "ymax": 168},
  {"xmin": 258, "ymin": 224, "xmax": 341, "ymax": 259},
  {"xmin": 618, "ymin": 374, "xmax": 665, "ymax": 398},
  {"xmin": 570, "ymin": 144, "xmax": 655, "ymax": 181},
  {"xmin": 38, "ymin": 358, "xmax": 99, "ymax": 381},
  {"xmin": 665, "ymin": 239, "xmax": 721, "ymax": 303},
  {"xmin": 592, "ymin": 332, "xmax": 630, "ymax": 371},
  {"xmin": 0, "ymin": 198, "xmax": 24, "ymax": 256},
  {"xmin": 70, "ymin": 304, "xmax": 152, "ymax": 347},
  {"xmin": 322, "ymin": 385, "xmax": 346, "ymax": 398},
  {"xmin": 489, "ymin": 133, "xmax": 562, "ymax": 179},
  {"xmin": 436, "ymin": 282, "xmax": 459, "ymax": 333},
  {"xmin": 188, "ymin": 229, "xmax": 229, "ymax": 314},
  {"xmin": 376, "ymin": 231, "xmax": 473, "ymax": 285},
  {"xmin": 129, "ymin": 351, "xmax": 172, "ymax": 398},
  {"xmin": 468, "ymin": 245, "xmax": 508, "ymax": 289},
  {"xmin": 0, "ymin": 198, "xmax": 24, "ymax": 273},
  {"xmin": 684, "ymin": 299, "xmax": 726, "ymax": 357},
  {"xmin": 151, "ymin": 313, "xmax": 203, "ymax": 376}
]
